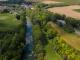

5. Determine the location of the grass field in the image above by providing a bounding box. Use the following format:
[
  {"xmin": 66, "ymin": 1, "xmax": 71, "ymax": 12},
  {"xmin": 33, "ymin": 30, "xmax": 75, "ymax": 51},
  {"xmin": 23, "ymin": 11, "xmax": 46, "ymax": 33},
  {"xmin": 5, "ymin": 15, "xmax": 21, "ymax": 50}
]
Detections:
[
  {"xmin": 0, "ymin": 13, "xmax": 21, "ymax": 31},
  {"xmin": 52, "ymin": 0, "xmax": 80, "ymax": 4},
  {"xmin": 44, "ymin": 40, "xmax": 62, "ymax": 60},
  {"xmin": 48, "ymin": 22, "xmax": 80, "ymax": 51}
]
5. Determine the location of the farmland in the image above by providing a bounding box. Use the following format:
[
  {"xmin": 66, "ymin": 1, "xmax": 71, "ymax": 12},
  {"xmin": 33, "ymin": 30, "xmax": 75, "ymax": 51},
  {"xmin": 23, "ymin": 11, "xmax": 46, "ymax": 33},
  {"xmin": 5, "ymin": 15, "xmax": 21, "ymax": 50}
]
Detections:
[
  {"xmin": 49, "ymin": 22, "xmax": 80, "ymax": 51},
  {"xmin": 42, "ymin": 0, "xmax": 80, "ymax": 5},
  {"xmin": 53, "ymin": 0, "xmax": 80, "ymax": 4},
  {"xmin": 48, "ymin": 5, "xmax": 80, "ymax": 19}
]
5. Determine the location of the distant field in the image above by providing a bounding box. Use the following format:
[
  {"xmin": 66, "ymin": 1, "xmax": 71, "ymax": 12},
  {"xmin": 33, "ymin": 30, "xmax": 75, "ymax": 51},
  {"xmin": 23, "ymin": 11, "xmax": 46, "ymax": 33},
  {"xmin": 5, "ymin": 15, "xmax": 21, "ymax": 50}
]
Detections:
[
  {"xmin": 48, "ymin": 5, "xmax": 80, "ymax": 19},
  {"xmin": 49, "ymin": 0, "xmax": 80, "ymax": 4},
  {"xmin": 49, "ymin": 22, "xmax": 80, "ymax": 51},
  {"xmin": 0, "ymin": 13, "xmax": 21, "ymax": 31}
]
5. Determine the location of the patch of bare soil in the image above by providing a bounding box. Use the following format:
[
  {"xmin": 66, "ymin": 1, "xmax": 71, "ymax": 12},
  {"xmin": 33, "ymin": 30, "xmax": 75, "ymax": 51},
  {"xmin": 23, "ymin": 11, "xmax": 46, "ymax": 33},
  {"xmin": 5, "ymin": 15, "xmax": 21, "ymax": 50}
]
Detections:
[{"xmin": 48, "ymin": 5, "xmax": 80, "ymax": 19}]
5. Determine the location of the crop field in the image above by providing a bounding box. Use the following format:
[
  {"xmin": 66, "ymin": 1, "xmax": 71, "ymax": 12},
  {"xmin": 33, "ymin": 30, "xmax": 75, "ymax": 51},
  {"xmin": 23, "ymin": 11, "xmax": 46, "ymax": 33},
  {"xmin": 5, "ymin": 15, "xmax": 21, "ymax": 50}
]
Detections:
[
  {"xmin": 42, "ymin": 0, "xmax": 80, "ymax": 19},
  {"xmin": 48, "ymin": 5, "xmax": 80, "ymax": 19},
  {"xmin": 0, "ymin": 13, "xmax": 21, "ymax": 31},
  {"xmin": 49, "ymin": 22, "xmax": 80, "ymax": 51},
  {"xmin": 45, "ymin": 0, "xmax": 80, "ymax": 4}
]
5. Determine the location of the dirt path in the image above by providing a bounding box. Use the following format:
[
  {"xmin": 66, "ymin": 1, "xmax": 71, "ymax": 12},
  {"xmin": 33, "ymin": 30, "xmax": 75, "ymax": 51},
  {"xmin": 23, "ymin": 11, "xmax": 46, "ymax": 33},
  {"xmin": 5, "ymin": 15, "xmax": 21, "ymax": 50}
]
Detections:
[{"xmin": 48, "ymin": 5, "xmax": 80, "ymax": 19}]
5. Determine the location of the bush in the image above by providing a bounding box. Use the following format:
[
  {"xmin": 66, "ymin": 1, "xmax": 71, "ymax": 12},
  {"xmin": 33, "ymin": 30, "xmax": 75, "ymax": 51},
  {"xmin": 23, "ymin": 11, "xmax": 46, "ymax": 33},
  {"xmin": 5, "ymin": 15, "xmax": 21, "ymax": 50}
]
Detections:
[
  {"xmin": 16, "ymin": 14, "xmax": 20, "ymax": 20},
  {"xmin": 1, "ymin": 9, "xmax": 10, "ymax": 13}
]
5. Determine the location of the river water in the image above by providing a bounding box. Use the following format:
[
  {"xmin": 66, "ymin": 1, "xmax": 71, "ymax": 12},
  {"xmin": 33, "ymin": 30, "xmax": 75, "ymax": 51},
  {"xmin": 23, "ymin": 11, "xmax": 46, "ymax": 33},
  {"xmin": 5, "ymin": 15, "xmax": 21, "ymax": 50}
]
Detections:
[{"xmin": 21, "ymin": 17, "xmax": 33, "ymax": 60}]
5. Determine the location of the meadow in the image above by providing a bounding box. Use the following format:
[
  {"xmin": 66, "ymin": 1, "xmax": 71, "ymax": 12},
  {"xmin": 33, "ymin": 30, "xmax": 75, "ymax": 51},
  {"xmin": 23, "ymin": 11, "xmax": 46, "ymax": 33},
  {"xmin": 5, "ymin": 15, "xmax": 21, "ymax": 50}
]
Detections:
[
  {"xmin": 0, "ymin": 13, "xmax": 21, "ymax": 31},
  {"xmin": 52, "ymin": 0, "xmax": 80, "ymax": 4}
]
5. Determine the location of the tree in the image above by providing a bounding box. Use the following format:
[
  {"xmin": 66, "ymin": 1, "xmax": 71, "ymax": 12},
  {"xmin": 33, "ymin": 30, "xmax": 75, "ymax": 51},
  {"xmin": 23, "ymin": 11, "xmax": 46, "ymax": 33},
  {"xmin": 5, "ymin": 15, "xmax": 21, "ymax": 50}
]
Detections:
[{"xmin": 16, "ymin": 14, "xmax": 20, "ymax": 20}]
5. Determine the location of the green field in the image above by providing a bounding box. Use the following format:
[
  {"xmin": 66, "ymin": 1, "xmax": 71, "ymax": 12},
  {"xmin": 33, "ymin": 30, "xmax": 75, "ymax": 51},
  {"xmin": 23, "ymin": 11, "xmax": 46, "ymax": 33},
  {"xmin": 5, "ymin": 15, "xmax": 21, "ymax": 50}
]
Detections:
[
  {"xmin": 0, "ymin": 13, "xmax": 21, "ymax": 31},
  {"xmin": 49, "ymin": 22, "xmax": 80, "ymax": 51},
  {"xmin": 44, "ymin": 40, "xmax": 62, "ymax": 60},
  {"xmin": 53, "ymin": 0, "xmax": 80, "ymax": 4}
]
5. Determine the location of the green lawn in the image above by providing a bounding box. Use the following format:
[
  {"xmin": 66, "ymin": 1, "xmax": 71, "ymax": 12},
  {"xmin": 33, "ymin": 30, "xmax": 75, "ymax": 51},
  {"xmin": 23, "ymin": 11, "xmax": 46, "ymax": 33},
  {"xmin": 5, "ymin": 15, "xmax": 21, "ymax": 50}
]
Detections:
[
  {"xmin": 44, "ymin": 40, "xmax": 63, "ymax": 60},
  {"xmin": 53, "ymin": 0, "xmax": 80, "ymax": 4},
  {"xmin": 0, "ymin": 13, "xmax": 21, "ymax": 31}
]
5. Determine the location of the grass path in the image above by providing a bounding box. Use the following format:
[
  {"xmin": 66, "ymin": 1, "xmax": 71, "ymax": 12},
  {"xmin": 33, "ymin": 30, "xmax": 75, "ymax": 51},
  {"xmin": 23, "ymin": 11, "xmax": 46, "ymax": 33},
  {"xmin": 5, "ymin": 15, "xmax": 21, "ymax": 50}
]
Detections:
[{"xmin": 48, "ymin": 22, "xmax": 80, "ymax": 51}]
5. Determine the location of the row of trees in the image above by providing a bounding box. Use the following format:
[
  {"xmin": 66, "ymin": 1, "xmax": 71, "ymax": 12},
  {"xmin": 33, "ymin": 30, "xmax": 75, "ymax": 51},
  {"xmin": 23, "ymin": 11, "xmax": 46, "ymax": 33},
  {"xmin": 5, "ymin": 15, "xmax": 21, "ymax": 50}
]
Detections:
[{"xmin": 50, "ymin": 13, "xmax": 80, "ymax": 32}]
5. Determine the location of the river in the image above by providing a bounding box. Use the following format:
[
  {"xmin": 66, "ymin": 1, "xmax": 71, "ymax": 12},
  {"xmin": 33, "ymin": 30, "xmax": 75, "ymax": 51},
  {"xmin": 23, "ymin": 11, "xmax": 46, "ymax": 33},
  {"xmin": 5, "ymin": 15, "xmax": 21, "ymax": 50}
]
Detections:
[{"xmin": 21, "ymin": 17, "xmax": 33, "ymax": 60}]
